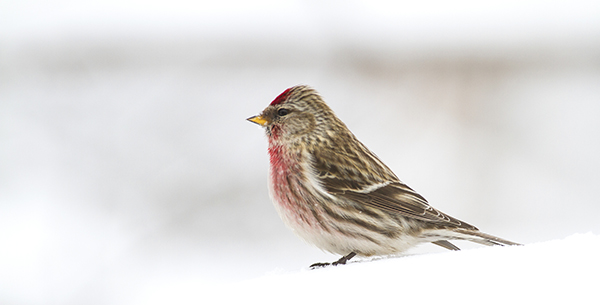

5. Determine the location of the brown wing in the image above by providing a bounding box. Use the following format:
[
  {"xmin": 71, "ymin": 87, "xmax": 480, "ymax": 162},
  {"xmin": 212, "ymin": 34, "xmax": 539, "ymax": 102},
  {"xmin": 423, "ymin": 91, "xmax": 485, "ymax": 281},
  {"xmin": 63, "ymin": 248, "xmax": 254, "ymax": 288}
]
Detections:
[
  {"xmin": 323, "ymin": 179, "xmax": 477, "ymax": 230},
  {"xmin": 310, "ymin": 135, "xmax": 477, "ymax": 230}
]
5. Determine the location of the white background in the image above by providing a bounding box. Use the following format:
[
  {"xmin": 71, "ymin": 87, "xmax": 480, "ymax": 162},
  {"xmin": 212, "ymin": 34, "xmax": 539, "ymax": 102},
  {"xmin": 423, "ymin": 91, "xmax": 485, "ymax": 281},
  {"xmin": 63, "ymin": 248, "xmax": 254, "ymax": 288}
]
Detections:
[{"xmin": 1, "ymin": 1, "xmax": 600, "ymax": 304}]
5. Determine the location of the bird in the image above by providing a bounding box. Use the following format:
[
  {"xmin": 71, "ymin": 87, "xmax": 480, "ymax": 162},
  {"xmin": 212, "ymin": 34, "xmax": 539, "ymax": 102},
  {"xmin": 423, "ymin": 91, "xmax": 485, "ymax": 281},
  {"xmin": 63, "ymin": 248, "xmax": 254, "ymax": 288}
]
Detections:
[{"xmin": 247, "ymin": 85, "xmax": 520, "ymax": 268}]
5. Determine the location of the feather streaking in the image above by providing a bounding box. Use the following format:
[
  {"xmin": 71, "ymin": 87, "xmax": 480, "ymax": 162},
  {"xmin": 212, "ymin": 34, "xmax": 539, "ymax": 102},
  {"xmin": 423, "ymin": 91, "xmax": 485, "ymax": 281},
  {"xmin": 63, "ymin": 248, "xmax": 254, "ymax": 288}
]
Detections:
[{"xmin": 248, "ymin": 85, "xmax": 520, "ymax": 268}]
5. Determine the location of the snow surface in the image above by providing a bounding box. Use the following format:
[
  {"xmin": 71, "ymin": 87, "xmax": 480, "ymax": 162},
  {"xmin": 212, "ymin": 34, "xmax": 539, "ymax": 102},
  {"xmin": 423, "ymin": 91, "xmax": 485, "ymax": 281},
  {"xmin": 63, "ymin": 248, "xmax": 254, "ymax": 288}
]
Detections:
[{"xmin": 135, "ymin": 233, "xmax": 599, "ymax": 305}]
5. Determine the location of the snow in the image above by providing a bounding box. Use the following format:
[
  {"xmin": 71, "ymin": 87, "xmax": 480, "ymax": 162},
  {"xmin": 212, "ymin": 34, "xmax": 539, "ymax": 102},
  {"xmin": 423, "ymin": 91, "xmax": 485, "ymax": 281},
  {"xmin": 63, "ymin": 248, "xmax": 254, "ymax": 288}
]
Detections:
[{"xmin": 136, "ymin": 233, "xmax": 599, "ymax": 305}]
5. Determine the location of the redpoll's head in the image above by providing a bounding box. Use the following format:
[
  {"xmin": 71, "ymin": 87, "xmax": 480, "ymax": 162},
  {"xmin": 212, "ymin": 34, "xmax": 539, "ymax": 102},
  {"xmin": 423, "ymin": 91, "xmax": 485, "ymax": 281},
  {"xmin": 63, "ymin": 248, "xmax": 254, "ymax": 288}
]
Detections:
[{"xmin": 247, "ymin": 85, "xmax": 341, "ymax": 144}]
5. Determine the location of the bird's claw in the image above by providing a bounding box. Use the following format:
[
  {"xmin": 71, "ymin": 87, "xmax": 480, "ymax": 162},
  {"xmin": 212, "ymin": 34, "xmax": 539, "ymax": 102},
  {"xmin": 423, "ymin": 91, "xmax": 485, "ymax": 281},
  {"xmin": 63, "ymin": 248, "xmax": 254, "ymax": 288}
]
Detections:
[
  {"xmin": 309, "ymin": 262, "xmax": 331, "ymax": 269},
  {"xmin": 309, "ymin": 252, "xmax": 357, "ymax": 269}
]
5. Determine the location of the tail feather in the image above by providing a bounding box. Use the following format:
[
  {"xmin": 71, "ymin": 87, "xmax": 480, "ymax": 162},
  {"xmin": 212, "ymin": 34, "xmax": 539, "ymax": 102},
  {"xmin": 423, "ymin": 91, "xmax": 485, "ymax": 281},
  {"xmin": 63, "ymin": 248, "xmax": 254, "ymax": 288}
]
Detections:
[
  {"xmin": 432, "ymin": 240, "xmax": 461, "ymax": 251},
  {"xmin": 452, "ymin": 228, "xmax": 522, "ymax": 247}
]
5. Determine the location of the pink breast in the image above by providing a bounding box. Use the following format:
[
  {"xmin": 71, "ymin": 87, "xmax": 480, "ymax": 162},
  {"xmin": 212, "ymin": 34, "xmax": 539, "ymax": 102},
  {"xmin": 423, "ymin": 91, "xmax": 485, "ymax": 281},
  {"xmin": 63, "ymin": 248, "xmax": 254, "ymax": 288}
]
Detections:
[{"xmin": 268, "ymin": 144, "xmax": 315, "ymax": 227}]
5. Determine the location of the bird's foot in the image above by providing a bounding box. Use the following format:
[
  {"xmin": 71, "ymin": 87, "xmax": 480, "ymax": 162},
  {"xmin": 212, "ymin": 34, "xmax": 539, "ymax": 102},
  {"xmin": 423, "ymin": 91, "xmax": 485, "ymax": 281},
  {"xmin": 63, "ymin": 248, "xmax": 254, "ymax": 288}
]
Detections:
[
  {"xmin": 309, "ymin": 252, "xmax": 357, "ymax": 269},
  {"xmin": 309, "ymin": 262, "xmax": 331, "ymax": 269}
]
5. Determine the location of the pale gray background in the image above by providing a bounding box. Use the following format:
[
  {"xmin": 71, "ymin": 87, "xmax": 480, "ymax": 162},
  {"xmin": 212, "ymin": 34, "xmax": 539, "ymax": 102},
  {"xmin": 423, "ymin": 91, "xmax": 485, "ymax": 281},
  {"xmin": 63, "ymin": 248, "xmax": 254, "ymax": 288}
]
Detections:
[{"xmin": 1, "ymin": 1, "xmax": 600, "ymax": 304}]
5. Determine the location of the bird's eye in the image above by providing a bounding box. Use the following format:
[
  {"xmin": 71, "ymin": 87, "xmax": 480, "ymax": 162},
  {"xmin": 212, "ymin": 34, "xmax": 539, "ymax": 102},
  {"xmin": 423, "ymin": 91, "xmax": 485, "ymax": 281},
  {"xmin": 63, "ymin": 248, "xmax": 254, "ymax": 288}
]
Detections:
[{"xmin": 277, "ymin": 108, "xmax": 289, "ymax": 116}]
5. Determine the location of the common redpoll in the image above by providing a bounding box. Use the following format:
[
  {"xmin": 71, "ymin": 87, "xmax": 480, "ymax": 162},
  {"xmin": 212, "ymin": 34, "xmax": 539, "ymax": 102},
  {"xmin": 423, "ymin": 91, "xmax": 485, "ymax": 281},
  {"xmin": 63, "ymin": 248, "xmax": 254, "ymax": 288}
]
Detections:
[{"xmin": 248, "ymin": 85, "xmax": 520, "ymax": 268}]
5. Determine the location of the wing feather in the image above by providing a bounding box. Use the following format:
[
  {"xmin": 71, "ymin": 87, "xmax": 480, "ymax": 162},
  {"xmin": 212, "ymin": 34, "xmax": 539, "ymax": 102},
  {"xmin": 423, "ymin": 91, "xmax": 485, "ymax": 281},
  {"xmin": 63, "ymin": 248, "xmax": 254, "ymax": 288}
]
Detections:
[
  {"xmin": 309, "ymin": 137, "xmax": 477, "ymax": 230},
  {"xmin": 323, "ymin": 179, "xmax": 477, "ymax": 229}
]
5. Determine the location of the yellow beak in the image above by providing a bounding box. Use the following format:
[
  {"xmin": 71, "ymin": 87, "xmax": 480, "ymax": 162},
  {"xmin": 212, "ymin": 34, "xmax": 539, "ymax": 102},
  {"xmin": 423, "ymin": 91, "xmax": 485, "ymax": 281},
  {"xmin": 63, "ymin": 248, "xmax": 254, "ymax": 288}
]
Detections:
[{"xmin": 247, "ymin": 115, "xmax": 268, "ymax": 127}]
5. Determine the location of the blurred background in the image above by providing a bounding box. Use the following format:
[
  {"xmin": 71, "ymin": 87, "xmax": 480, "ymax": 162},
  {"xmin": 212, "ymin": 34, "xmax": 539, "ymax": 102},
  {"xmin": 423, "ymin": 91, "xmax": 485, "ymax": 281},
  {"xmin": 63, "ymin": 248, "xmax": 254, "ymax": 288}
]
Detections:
[{"xmin": 2, "ymin": 0, "xmax": 600, "ymax": 304}]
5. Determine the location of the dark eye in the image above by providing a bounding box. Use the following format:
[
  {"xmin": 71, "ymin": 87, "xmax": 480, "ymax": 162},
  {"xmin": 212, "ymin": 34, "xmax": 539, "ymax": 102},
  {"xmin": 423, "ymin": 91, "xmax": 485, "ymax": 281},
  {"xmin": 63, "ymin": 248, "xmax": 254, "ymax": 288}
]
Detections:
[{"xmin": 277, "ymin": 108, "xmax": 289, "ymax": 116}]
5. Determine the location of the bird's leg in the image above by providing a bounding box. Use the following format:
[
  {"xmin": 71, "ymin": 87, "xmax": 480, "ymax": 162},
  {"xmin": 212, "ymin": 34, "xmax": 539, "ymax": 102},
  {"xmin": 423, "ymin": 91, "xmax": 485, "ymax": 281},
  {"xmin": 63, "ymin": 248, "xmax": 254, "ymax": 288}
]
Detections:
[
  {"xmin": 310, "ymin": 252, "xmax": 357, "ymax": 269},
  {"xmin": 333, "ymin": 252, "xmax": 356, "ymax": 265}
]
